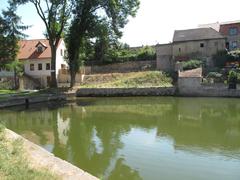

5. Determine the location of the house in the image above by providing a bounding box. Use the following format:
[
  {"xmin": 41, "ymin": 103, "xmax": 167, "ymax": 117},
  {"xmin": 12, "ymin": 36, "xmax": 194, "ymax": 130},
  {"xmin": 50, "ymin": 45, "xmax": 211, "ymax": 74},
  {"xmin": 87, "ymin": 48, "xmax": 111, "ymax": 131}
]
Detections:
[
  {"xmin": 18, "ymin": 39, "xmax": 68, "ymax": 87},
  {"xmin": 199, "ymin": 20, "xmax": 240, "ymax": 50},
  {"xmin": 156, "ymin": 28, "xmax": 226, "ymax": 71},
  {"xmin": 219, "ymin": 20, "xmax": 240, "ymax": 50}
]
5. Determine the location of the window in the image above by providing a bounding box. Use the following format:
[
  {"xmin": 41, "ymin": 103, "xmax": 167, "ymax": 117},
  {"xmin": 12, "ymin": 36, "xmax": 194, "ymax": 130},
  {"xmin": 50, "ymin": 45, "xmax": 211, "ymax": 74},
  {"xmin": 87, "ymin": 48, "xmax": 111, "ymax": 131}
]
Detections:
[
  {"xmin": 60, "ymin": 49, "xmax": 63, "ymax": 56},
  {"xmin": 229, "ymin": 27, "xmax": 238, "ymax": 36},
  {"xmin": 37, "ymin": 46, "xmax": 43, "ymax": 52},
  {"xmin": 46, "ymin": 63, "xmax": 51, "ymax": 70},
  {"xmin": 61, "ymin": 64, "xmax": 66, "ymax": 69},
  {"xmin": 30, "ymin": 64, "xmax": 34, "ymax": 71},
  {"xmin": 200, "ymin": 43, "xmax": 204, "ymax": 48},
  {"xmin": 226, "ymin": 42, "xmax": 230, "ymax": 50},
  {"xmin": 232, "ymin": 41, "xmax": 238, "ymax": 49},
  {"xmin": 38, "ymin": 63, "xmax": 42, "ymax": 70},
  {"xmin": 178, "ymin": 48, "xmax": 181, "ymax": 52},
  {"xmin": 214, "ymin": 42, "xmax": 218, "ymax": 46}
]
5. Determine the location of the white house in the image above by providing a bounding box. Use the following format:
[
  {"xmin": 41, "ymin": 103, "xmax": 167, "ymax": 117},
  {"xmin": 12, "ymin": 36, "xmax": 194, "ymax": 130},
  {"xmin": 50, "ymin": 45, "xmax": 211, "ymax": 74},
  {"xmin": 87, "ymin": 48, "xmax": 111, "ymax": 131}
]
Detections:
[{"xmin": 18, "ymin": 39, "xmax": 68, "ymax": 87}]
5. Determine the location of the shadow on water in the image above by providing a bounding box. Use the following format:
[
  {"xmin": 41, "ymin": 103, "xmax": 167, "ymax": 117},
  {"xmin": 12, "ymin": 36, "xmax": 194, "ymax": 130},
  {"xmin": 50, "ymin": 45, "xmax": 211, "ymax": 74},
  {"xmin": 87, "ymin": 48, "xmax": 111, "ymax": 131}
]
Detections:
[{"xmin": 0, "ymin": 97, "xmax": 240, "ymax": 179}]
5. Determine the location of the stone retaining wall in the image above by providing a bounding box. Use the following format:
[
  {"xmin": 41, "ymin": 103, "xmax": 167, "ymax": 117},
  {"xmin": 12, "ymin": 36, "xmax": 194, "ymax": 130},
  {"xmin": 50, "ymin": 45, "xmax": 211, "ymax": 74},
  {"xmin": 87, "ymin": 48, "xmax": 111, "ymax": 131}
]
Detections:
[
  {"xmin": 178, "ymin": 83, "xmax": 240, "ymax": 97},
  {"xmin": 0, "ymin": 94, "xmax": 66, "ymax": 108},
  {"xmin": 76, "ymin": 87, "xmax": 176, "ymax": 97}
]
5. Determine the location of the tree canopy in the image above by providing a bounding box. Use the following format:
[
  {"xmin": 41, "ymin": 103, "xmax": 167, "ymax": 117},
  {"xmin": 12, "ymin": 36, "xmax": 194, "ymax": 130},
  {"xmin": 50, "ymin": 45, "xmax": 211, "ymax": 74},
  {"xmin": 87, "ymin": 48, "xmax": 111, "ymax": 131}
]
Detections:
[
  {"xmin": 0, "ymin": 1, "xmax": 28, "ymax": 67},
  {"xmin": 65, "ymin": 0, "xmax": 140, "ymax": 87}
]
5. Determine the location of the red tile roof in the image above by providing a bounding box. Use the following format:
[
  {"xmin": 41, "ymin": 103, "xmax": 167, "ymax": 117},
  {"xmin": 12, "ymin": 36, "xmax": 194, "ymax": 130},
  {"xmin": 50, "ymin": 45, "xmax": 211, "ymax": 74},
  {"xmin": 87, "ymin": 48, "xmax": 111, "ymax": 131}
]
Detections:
[
  {"xmin": 17, "ymin": 39, "xmax": 62, "ymax": 60},
  {"xmin": 18, "ymin": 39, "xmax": 51, "ymax": 60}
]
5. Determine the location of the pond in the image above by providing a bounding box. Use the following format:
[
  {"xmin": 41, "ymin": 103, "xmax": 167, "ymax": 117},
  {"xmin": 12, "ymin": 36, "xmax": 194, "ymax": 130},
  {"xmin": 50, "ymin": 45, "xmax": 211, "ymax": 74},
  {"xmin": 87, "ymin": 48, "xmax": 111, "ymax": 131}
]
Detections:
[{"xmin": 0, "ymin": 97, "xmax": 240, "ymax": 180}]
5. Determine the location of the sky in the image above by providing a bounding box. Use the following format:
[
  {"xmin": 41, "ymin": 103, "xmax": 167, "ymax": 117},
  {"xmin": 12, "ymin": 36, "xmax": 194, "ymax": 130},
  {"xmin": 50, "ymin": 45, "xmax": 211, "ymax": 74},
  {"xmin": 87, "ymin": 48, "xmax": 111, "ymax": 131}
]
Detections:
[{"xmin": 1, "ymin": 0, "xmax": 240, "ymax": 47}]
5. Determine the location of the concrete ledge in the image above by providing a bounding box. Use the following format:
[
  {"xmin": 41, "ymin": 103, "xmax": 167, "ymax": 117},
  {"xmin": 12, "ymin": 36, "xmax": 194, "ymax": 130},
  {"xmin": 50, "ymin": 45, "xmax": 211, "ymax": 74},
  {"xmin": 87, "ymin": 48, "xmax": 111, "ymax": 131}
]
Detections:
[
  {"xmin": 76, "ymin": 87, "xmax": 176, "ymax": 97},
  {"xmin": 178, "ymin": 86, "xmax": 240, "ymax": 97},
  {"xmin": 5, "ymin": 129, "xmax": 98, "ymax": 180},
  {"xmin": 0, "ymin": 94, "xmax": 66, "ymax": 108}
]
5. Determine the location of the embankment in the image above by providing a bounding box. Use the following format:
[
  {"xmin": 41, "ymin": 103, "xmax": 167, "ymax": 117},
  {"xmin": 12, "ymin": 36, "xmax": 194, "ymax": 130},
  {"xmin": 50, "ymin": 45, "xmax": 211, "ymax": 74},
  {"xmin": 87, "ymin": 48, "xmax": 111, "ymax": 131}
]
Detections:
[
  {"xmin": 4, "ymin": 128, "xmax": 98, "ymax": 180},
  {"xmin": 76, "ymin": 87, "xmax": 176, "ymax": 97},
  {"xmin": 0, "ymin": 94, "xmax": 66, "ymax": 108}
]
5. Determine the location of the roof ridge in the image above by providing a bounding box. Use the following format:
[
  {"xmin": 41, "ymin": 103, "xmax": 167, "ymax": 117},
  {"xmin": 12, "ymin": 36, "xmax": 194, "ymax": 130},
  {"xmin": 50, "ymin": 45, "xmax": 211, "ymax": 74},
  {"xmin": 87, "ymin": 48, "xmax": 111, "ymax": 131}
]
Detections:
[
  {"xmin": 20, "ymin": 39, "xmax": 48, "ymax": 41},
  {"xmin": 175, "ymin": 27, "xmax": 214, "ymax": 32}
]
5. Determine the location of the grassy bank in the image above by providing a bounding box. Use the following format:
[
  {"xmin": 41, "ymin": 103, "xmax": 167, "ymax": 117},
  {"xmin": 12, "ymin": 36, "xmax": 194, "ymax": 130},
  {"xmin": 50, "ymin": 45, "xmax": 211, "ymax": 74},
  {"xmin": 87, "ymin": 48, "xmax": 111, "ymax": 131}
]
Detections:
[
  {"xmin": 81, "ymin": 71, "xmax": 173, "ymax": 88},
  {"xmin": 0, "ymin": 90, "xmax": 18, "ymax": 95},
  {"xmin": 0, "ymin": 125, "xmax": 57, "ymax": 180}
]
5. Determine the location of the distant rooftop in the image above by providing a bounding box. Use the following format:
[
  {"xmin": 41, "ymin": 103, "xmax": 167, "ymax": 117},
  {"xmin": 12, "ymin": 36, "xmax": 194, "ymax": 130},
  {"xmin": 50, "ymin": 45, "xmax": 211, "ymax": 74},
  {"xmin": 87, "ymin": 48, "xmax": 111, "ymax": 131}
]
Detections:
[
  {"xmin": 198, "ymin": 22, "xmax": 220, "ymax": 31},
  {"xmin": 220, "ymin": 20, "xmax": 240, "ymax": 25},
  {"xmin": 173, "ymin": 28, "xmax": 225, "ymax": 42},
  {"xmin": 198, "ymin": 20, "xmax": 240, "ymax": 31}
]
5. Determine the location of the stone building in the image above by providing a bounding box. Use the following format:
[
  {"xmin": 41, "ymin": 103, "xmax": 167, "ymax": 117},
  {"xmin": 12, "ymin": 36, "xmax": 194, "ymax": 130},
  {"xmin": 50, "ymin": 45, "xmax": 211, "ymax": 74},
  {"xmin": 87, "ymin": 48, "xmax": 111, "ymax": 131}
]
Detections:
[
  {"xmin": 156, "ymin": 28, "xmax": 226, "ymax": 71},
  {"xmin": 199, "ymin": 20, "xmax": 240, "ymax": 50},
  {"xmin": 219, "ymin": 20, "xmax": 240, "ymax": 50}
]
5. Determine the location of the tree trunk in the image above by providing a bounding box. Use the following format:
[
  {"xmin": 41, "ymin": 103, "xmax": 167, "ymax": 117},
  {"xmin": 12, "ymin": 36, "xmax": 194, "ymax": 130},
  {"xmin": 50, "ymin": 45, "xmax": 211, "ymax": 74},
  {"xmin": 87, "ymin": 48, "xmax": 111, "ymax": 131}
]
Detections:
[
  {"xmin": 13, "ymin": 67, "xmax": 18, "ymax": 90},
  {"xmin": 70, "ymin": 70, "xmax": 76, "ymax": 88},
  {"xmin": 50, "ymin": 46, "xmax": 58, "ymax": 88}
]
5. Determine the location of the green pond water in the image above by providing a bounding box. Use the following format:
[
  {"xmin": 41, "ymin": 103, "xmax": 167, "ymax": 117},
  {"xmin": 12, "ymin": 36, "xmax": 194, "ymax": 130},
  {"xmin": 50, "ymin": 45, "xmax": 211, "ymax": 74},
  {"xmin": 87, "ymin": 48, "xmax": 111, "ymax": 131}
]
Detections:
[{"xmin": 0, "ymin": 97, "xmax": 240, "ymax": 180}]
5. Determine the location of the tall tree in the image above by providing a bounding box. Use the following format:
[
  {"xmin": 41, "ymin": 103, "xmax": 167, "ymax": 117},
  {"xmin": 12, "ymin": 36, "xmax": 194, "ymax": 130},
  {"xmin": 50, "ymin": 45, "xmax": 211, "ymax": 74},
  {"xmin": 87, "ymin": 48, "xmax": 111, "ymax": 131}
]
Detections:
[
  {"xmin": 0, "ymin": 1, "xmax": 28, "ymax": 67},
  {"xmin": 15, "ymin": 0, "xmax": 71, "ymax": 87},
  {"xmin": 0, "ymin": 1, "xmax": 28, "ymax": 89},
  {"xmin": 66, "ymin": 0, "xmax": 140, "ymax": 87}
]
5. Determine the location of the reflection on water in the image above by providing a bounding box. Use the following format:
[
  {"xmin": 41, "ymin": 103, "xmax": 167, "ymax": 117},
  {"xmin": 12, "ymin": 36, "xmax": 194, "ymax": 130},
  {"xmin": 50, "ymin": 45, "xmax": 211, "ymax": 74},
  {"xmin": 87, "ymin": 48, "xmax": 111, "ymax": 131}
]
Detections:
[{"xmin": 0, "ymin": 97, "xmax": 240, "ymax": 180}]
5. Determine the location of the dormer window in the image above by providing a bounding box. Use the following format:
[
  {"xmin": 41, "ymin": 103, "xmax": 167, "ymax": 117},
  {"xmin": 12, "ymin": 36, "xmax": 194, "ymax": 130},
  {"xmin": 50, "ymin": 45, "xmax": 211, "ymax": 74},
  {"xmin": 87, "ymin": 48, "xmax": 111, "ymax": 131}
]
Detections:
[
  {"xmin": 35, "ymin": 41, "xmax": 47, "ymax": 53},
  {"xmin": 37, "ymin": 46, "xmax": 43, "ymax": 52}
]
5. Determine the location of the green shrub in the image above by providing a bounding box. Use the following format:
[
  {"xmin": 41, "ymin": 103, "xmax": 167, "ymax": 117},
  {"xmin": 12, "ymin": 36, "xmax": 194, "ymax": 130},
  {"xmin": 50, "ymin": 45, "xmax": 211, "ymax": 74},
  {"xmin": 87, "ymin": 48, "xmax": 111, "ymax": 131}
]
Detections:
[
  {"xmin": 213, "ymin": 50, "xmax": 235, "ymax": 68},
  {"xmin": 206, "ymin": 72, "xmax": 223, "ymax": 83},
  {"xmin": 206, "ymin": 72, "xmax": 222, "ymax": 78},
  {"xmin": 182, "ymin": 60, "xmax": 202, "ymax": 70},
  {"xmin": 94, "ymin": 45, "xmax": 156, "ymax": 64},
  {"xmin": 228, "ymin": 70, "xmax": 238, "ymax": 83}
]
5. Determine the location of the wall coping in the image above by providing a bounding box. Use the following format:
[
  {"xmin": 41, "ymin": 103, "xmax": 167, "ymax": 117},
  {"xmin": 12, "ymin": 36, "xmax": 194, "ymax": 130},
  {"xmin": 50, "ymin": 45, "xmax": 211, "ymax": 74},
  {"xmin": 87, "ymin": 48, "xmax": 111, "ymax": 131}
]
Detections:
[{"xmin": 4, "ymin": 128, "xmax": 99, "ymax": 180}]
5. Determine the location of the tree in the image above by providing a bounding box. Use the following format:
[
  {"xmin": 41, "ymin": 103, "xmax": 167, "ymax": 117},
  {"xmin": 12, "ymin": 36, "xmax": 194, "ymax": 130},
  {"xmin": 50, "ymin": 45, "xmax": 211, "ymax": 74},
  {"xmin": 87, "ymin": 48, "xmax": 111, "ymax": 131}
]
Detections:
[
  {"xmin": 0, "ymin": 1, "xmax": 28, "ymax": 68},
  {"xmin": 66, "ymin": 0, "xmax": 140, "ymax": 87},
  {"xmin": 15, "ymin": 0, "xmax": 71, "ymax": 87},
  {"xmin": 5, "ymin": 60, "xmax": 23, "ymax": 89},
  {"xmin": 0, "ymin": 1, "xmax": 28, "ymax": 89}
]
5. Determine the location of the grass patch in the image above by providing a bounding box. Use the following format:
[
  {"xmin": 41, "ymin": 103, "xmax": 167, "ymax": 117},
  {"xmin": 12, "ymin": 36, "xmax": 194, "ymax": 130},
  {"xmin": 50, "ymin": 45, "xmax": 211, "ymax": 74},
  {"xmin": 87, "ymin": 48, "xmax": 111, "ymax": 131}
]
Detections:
[
  {"xmin": 0, "ymin": 90, "xmax": 18, "ymax": 95},
  {"xmin": 81, "ymin": 71, "xmax": 173, "ymax": 88},
  {"xmin": 0, "ymin": 125, "xmax": 57, "ymax": 180}
]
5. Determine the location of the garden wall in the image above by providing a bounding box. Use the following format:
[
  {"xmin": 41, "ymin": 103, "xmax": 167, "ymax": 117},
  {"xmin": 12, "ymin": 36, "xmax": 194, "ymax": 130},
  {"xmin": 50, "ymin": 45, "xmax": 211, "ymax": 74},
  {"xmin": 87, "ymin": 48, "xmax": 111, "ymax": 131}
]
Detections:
[
  {"xmin": 178, "ymin": 81, "xmax": 240, "ymax": 97},
  {"xmin": 76, "ymin": 87, "xmax": 176, "ymax": 97},
  {"xmin": 85, "ymin": 60, "xmax": 156, "ymax": 74}
]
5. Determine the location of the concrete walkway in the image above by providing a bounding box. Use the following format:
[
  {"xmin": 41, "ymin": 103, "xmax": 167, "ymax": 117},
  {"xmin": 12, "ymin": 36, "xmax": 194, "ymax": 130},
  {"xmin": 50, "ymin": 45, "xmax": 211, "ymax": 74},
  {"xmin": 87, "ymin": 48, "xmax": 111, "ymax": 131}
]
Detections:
[{"xmin": 5, "ymin": 129, "xmax": 99, "ymax": 180}]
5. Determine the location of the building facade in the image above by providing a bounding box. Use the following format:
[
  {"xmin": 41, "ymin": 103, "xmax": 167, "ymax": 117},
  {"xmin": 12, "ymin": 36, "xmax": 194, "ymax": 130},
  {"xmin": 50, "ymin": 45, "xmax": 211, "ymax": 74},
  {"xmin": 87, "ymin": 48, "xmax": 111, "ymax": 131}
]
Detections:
[
  {"xmin": 18, "ymin": 39, "xmax": 68, "ymax": 87},
  {"xmin": 219, "ymin": 21, "xmax": 240, "ymax": 50},
  {"xmin": 156, "ymin": 28, "xmax": 226, "ymax": 71},
  {"xmin": 199, "ymin": 20, "xmax": 240, "ymax": 51}
]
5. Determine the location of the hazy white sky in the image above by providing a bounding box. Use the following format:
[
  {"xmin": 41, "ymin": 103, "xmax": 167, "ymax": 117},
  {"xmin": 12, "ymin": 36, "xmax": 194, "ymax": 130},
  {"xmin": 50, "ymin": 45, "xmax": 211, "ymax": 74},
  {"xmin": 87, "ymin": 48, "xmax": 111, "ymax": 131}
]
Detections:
[{"xmin": 1, "ymin": 0, "xmax": 240, "ymax": 46}]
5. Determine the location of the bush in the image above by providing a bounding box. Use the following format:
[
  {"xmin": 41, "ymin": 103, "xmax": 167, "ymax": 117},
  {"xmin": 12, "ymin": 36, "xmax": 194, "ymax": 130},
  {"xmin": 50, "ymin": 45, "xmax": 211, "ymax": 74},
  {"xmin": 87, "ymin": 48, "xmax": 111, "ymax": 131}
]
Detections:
[
  {"xmin": 182, "ymin": 60, "xmax": 202, "ymax": 70},
  {"xmin": 206, "ymin": 72, "xmax": 223, "ymax": 83},
  {"xmin": 213, "ymin": 50, "xmax": 235, "ymax": 68},
  {"xmin": 206, "ymin": 72, "xmax": 222, "ymax": 78},
  {"xmin": 93, "ymin": 45, "xmax": 156, "ymax": 64},
  {"xmin": 228, "ymin": 70, "xmax": 237, "ymax": 83}
]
